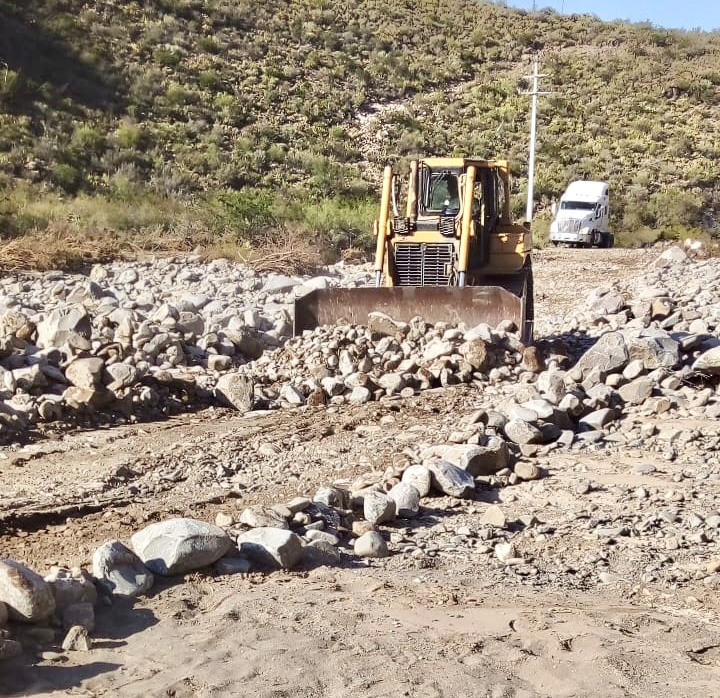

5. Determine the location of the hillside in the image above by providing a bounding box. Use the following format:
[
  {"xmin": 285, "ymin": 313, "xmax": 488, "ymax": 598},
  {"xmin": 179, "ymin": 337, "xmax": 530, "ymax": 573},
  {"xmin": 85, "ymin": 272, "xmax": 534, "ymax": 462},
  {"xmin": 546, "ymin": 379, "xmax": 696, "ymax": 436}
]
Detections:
[{"xmin": 0, "ymin": 0, "xmax": 719, "ymax": 263}]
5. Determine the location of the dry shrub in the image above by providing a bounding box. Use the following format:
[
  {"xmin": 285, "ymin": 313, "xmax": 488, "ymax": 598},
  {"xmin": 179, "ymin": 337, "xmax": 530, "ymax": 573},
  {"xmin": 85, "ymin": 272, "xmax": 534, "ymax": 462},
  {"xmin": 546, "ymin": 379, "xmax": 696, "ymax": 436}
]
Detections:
[
  {"xmin": 0, "ymin": 223, "xmax": 129, "ymax": 272},
  {"xmin": 205, "ymin": 226, "xmax": 322, "ymax": 274}
]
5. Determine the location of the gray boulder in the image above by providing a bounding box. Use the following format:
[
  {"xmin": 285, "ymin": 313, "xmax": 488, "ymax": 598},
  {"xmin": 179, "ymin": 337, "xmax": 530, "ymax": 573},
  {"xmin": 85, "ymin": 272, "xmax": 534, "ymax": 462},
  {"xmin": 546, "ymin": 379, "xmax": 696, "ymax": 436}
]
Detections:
[
  {"xmin": 628, "ymin": 334, "xmax": 680, "ymax": 369},
  {"xmin": 364, "ymin": 491, "xmax": 396, "ymax": 525},
  {"xmin": 574, "ymin": 332, "xmax": 628, "ymax": 380},
  {"xmin": 131, "ymin": 518, "xmax": 232, "ymax": 576},
  {"xmin": 235, "ymin": 528, "xmax": 303, "ymax": 569},
  {"xmin": 692, "ymin": 346, "xmax": 720, "ymax": 375},
  {"xmin": 36, "ymin": 305, "xmax": 92, "ymax": 350},
  {"xmin": 504, "ymin": 419, "xmax": 543, "ymax": 445},
  {"xmin": 618, "ymin": 377, "xmax": 654, "ymax": 405},
  {"xmin": 426, "ymin": 459, "xmax": 475, "ymax": 498},
  {"xmin": 92, "ymin": 540, "xmax": 154, "ymax": 597},
  {"xmin": 239, "ymin": 505, "xmax": 289, "ymax": 529},
  {"xmin": 354, "ymin": 531, "xmax": 389, "ymax": 558},
  {"xmin": 387, "ymin": 482, "xmax": 420, "ymax": 518},
  {"xmin": 421, "ymin": 439, "xmax": 509, "ymax": 476},
  {"xmin": 44, "ymin": 567, "xmax": 97, "ymax": 610},
  {"xmin": 65, "ymin": 357, "xmax": 105, "ymax": 389},
  {"xmin": 401, "ymin": 464, "xmax": 432, "ymax": 497}
]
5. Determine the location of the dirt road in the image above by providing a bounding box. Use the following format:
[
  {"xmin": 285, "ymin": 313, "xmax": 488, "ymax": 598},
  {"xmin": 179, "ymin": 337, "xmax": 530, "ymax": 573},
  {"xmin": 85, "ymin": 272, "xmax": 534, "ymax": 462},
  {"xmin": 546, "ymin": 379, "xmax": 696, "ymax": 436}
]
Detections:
[{"xmin": 3, "ymin": 247, "xmax": 720, "ymax": 698}]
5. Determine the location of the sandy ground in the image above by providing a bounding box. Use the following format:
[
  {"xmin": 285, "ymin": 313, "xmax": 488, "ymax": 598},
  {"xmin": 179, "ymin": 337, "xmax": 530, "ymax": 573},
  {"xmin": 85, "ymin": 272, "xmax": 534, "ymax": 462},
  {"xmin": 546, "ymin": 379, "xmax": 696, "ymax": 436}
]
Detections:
[{"xmin": 2, "ymin": 247, "xmax": 720, "ymax": 698}]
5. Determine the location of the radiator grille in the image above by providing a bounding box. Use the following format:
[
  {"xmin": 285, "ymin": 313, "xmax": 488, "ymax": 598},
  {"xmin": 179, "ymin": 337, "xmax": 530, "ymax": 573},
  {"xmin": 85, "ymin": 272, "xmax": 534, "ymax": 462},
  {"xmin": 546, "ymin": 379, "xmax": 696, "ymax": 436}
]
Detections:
[
  {"xmin": 558, "ymin": 219, "xmax": 582, "ymax": 234},
  {"xmin": 394, "ymin": 243, "xmax": 455, "ymax": 286}
]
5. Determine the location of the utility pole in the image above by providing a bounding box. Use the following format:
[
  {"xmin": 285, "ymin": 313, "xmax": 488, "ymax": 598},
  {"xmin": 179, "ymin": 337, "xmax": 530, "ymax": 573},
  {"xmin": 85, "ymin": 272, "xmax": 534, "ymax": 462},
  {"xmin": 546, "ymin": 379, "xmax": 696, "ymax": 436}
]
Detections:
[{"xmin": 523, "ymin": 55, "xmax": 551, "ymax": 223}]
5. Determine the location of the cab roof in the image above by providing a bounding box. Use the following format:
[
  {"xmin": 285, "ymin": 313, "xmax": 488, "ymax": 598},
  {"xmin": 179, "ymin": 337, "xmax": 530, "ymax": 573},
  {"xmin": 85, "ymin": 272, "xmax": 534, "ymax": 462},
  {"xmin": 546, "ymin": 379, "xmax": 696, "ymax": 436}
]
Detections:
[{"xmin": 420, "ymin": 157, "xmax": 509, "ymax": 170}]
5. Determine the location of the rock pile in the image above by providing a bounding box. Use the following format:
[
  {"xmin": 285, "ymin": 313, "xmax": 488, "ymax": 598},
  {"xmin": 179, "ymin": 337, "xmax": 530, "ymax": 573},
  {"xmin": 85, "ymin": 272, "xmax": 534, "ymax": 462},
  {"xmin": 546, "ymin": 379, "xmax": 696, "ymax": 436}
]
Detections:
[
  {"xmin": 248, "ymin": 313, "xmax": 531, "ymax": 408},
  {"xmin": 0, "ymin": 257, "xmax": 360, "ymax": 436}
]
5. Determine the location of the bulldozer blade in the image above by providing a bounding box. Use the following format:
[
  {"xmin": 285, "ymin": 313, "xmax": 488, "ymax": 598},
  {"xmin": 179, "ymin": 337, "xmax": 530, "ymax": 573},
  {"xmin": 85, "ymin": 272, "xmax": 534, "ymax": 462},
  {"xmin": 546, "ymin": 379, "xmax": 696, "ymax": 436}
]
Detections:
[{"xmin": 294, "ymin": 284, "xmax": 532, "ymax": 343}]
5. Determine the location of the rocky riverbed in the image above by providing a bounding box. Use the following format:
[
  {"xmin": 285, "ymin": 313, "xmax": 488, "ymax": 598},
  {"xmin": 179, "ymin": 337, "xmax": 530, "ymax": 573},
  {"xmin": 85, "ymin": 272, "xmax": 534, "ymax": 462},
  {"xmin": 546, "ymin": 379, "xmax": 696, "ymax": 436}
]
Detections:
[{"xmin": 2, "ymin": 245, "xmax": 720, "ymax": 697}]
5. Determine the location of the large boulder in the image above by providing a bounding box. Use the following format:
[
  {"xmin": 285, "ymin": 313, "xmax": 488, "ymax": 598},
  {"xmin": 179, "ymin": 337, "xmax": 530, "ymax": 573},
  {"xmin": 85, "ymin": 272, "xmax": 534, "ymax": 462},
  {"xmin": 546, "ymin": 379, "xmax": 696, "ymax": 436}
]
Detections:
[
  {"xmin": 235, "ymin": 528, "xmax": 303, "ymax": 569},
  {"xmin": 421, "ymin": 439, "xmax": 509, "ymax": 476},
  {"xmin": 387, "ymin": 482, "xmax": 420, "ymax": 518},
  {"xmin": 215, "ymin": 373, "xmax": 255, "ymax": 412},
  {"xmin": 363, "ymin": 491, "xmax": 396, "ymax": 525},
  {"xmin": 44, "ymin": 567, "xmax": 97, "ymax": 611},
  {"xmin": 131, "ymin": 518, "xmax": 233, "ymax": 576},
  {"xmin": 401, "ymin": 464, "xmax": 432, "ymax": 497},
  {"xmin": 65, "ymin": 357, "xmax": 106, "ymax": 390},
  {"xmin": 0, "ymin": 558, "xmax": 55, "ymax": 622},
  {"xmin": 692, "ymin": 346, "xmax": 720, "ymax": 375},
  {"xmin": 627, "ymin": 333, "xmax": 680, "ymax": 370},
  {"xmin": 574, "ymin": 332, "xmax": 628, "ymax": 380}
]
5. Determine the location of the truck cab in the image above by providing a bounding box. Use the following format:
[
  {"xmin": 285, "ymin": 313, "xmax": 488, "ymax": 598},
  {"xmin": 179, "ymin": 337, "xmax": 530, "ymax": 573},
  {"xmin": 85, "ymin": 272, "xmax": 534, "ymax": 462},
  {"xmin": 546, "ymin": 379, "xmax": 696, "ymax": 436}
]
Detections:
[{"xmin": 549, "ymin": 180, "xmax": 612, "ymax": 248}]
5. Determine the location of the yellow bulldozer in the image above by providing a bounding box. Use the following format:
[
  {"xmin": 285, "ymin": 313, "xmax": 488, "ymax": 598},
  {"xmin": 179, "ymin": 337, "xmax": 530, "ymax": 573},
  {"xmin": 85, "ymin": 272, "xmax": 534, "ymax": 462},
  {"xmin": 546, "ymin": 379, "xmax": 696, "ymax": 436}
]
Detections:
[{"xmin": 294, "ymin": 157, "xmax": 534, "ymax": 344}]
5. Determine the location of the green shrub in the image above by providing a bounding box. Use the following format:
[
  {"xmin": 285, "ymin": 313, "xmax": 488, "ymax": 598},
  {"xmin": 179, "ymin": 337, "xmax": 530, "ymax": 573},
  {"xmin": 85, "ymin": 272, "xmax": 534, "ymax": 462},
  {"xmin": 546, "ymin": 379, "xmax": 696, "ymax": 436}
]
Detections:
[
  {"xmin": 207, "ymin": 189, "xmax": 277, "ymax": 236},
  {"xmin": 50, "ymin": 163, "xmax": 82, "ymax": 193},
  {"xmin": 71, "ymin": 124, "xmax": 106, "ymax": 155},
  {"xmin": 154, "ymin": 48, "xmax": 182, "ymax": 67},
  {"xmin": 114, "ymin": 123, "xmax": 147, "ymax": 150}
]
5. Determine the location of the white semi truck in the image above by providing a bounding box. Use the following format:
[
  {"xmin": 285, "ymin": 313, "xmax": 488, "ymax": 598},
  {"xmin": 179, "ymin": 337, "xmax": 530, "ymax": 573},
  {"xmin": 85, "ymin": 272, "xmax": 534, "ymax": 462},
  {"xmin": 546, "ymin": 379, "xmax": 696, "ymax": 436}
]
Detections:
[{"xmin": 548, "ymin": 180, "xmax": 613, "ymax": 248}]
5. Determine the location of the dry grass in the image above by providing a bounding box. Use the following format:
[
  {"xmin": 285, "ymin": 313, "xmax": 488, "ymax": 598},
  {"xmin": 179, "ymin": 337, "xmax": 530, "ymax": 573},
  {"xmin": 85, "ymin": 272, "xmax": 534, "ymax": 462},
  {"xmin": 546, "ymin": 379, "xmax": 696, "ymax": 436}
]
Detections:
[
  {"xmin": 0, "ymin": 221, "xmax": 324, "ymax": 275},
  {"xmin": 0, "ymin": 224, "xmax": 130, "ymax": 272},
  {"xmin": 204, "ymin": 227, "xmax": 323, "ymax": 275}
]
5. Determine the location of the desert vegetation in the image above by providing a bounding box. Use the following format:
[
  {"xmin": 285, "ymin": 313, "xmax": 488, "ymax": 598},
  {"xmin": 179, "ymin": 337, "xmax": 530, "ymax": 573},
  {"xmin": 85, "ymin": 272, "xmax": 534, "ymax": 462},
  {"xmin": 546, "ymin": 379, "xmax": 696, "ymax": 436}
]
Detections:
[{"xmin": 0, "ymin": 0, "xmax": 718, "ymax": 266}]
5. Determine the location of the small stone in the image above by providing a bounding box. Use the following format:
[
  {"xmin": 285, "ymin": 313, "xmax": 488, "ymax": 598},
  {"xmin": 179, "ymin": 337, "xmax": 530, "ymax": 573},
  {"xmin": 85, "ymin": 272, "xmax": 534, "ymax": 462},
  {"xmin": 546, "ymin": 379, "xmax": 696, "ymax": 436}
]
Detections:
[
  {"xmin": 494, "ymin": 542, "xmax": 516, "ymax": 562},
  {"xmin": 61, "ymin": 625, "xmax": 91, "ymax": 652},
  {"xmin": 41, "ymin": 651, "xmax": 67, "ymax": 662},
  {"xmin": 481, "ymin": 505, "xmax": 506, "ymax": 528},
  {"xmin": 514, "ymin": 462, "xmax": 541, "ymax": 481},
  {"xmin": 215, "ymin": 512, "xmax": 235, "ymax": 528},
  {"xmin": 706, "ymin": 559, "xmax": 720, "ymax": 574}
]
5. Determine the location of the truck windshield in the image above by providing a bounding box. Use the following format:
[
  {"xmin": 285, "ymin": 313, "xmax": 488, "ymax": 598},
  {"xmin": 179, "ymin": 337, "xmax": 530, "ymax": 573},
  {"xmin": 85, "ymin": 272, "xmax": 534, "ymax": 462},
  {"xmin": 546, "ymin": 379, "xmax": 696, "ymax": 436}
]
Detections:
[{"xmin": 561, "ymin": 201, "xmax": 596, "ymax": 211}]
